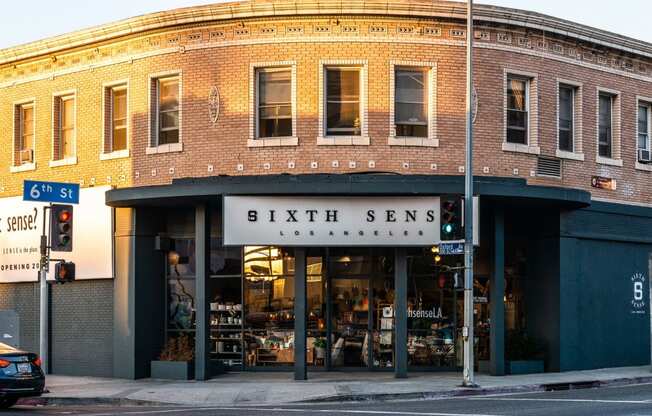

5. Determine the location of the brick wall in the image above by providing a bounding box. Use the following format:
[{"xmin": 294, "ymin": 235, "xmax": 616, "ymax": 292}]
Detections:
[
  {"xmin": 50, "ymin": 279, "xmax": 114, "ymax": 377},
  {"xmin": 0, "ymin": 13, "xmax": 650, "ymax": 205},
  {"xmin": 0, "ymin": 283, "xmax": 39, "ymax": 353},
  {"xmin": 0, "ymin": 280, "xmax": 113, "ymax": 377}
]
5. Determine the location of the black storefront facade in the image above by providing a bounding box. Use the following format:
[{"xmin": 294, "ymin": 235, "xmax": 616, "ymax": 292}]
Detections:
[{"xmin": 106, "ymin": 174, "xmax": 652, "ymax": 380}]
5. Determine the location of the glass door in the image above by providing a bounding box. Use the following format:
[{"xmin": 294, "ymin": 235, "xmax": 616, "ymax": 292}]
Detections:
[{"xmin": 329, "ymin": 276, "xmax": 370, "ymax": 367}]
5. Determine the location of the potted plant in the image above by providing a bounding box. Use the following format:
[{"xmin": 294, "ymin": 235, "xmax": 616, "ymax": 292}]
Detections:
[
  {"xmin": 313, "ymin": 338, "xmax": 326, "ymax": 360},
  {"xmin": 151, "ymin": 334, "xmax": 195, "ymax": 380},
  {"xmin": 505, "ymin": 330, "xmax": 545, "ymax": 375}
]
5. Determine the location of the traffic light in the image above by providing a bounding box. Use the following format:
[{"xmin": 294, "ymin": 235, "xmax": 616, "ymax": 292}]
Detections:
[
  {"xmin": 440, "ymin": 196, "xmax": 463, "ymax": 241},
  {"xmin": 50, "ymin": 204, "xmax": 73, "ymax": 252},
  {"xmin": 54, "ymin": 261, "xmax": 75, "ymax": 283}
]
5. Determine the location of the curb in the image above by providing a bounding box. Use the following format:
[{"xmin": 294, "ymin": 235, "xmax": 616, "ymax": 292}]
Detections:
[
  {"xmin": 19, "ymin": 396, "xmax": 167, "ymax": 407},
  {"xmin": 298, "ymin": 375, "xmax": 652, "ymax": 404},
  {"xmin": 18, "ymin": 375, "xmax": 652, "ymax": 408}
]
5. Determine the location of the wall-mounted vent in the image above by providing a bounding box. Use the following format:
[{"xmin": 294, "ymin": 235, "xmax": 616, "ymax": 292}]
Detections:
[{"xmin": 536, "ymin": 156, "xmax": 562, "ymax": 178}]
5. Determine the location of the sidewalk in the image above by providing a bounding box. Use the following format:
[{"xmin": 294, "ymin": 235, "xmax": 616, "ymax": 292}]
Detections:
[{"xmin": 35, "ymin": 365, "xmax": 652, "ymax": 407}]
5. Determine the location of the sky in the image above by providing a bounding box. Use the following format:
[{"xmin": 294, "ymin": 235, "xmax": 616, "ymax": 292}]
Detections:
[{"xmin": 0, "ymin": 0, "xmax": 650, "ymax": 50}]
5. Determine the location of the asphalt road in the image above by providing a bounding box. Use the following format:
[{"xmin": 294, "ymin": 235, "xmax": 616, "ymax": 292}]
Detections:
[{"xmin": 4, "ymin": 383, "xmax": 652, "ymax": 416}]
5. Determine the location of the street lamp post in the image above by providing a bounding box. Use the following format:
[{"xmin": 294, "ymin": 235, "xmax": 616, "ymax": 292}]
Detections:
[{"xmin": 462, "ymin": 0, "xmax": 477, "ymax": 388}]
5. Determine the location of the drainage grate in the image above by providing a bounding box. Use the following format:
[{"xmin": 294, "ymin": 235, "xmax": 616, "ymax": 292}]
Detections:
[{"xmin": 537, "ymin": 156, "xmax": 562, "ymax": 178}]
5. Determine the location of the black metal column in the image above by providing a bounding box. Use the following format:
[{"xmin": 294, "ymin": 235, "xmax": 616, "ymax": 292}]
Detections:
[
  {"xmin": 394, "ymin": 247, "xmax": 408, "ymax": 378},
  {"xmin": 195, "ymin": 204, "xmax": 210, "ymax": 380},
  {"xmin": 294, "ymin": 248, "xmax": 307, "ymax": 380},
  {"xmin": 490, "ymin": 205, "xmax": 505, "ymax": 376}
]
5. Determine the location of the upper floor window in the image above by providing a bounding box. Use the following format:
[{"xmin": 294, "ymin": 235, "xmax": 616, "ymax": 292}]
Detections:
[
  {"xmin": 394, "ymin": 68, "xmax": 427, "ymax": 137},
  {"xmin": 257, "ymin": 68, "xmax": 292, "ymax": 138},
  {"xmin": 638, "ymin": 101, "xmax": 651, "ymax": 162},
  {"xmin": 158, "ymin": 77, "xmax": 179, "ymax": 145},
  {"xmin": 598, "ymin": 93, "xmax": 614, "ymax": 158},
  {"xmin": 13, "ymin": 102, "xmax": 35, "ymax": 167},
  {"xmin": 326, "ymin": 67, "xmax": 361, "ymax": 136},
  {"xmin": 52, "ymin": 93, "xmax": 75, "ymax": 163},
  {"xmin": 558, "ymin": 85, "xmax": 574, "ymax": 152},
  {"xmin": 103, "ymin": 84, "xmax": 128, "ymax": 157},
  {"xmin": 148, "ymin": 74, "xmax": 181, "ymax": 154},
  {"xmin": 506, "ymin": 76, "xmax": 529, "ymax": 144}
]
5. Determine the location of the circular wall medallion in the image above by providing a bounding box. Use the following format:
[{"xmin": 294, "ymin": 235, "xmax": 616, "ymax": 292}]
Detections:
[{"xmin": 209, "ymin": 86, "xmax": 220, "ymax": 124}]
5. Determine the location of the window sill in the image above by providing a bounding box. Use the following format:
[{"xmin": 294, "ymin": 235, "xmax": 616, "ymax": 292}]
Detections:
[
  {"xmin": 555, "ymin": 150, "xmax": 585, "ymax": 161},
  {"xmin": 146, "ymin": 142, "xmax": 183, "ymax": 155},
  {"xmin": 100, "ymin": 149, "xmax": 130, "ymax": 160},
  {"xmin": 317, "ymin": 136, "xmax": 370, "ymax": 146},
  {"xmin": 595, "ymin": 156, "xmax": 623, "ymax": 167},
  {"xmin": 388, "ymin": 137, "xmax": 439, "ymax": 147},
  {"xmin": 502, "ymin": 142, "xmax": 540, "ymax": 155},
  {"xmin": 635, "ymin": 161, "xmax": 652, "ymax": 172},
  {"xmin": 10, "ymin": 162, "xmax": 36, "ymax": 173},
  {"xmin": 49, "ymin": 157, "xmax": 77, "ymax": 168},
  {"xmin": 247, "ymin": 137, "xmax": 298, "ymax": 148}
]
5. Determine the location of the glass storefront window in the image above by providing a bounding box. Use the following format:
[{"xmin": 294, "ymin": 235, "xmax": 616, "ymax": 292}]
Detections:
[
  {"xmin": 167, "ymin": 238, "xmax": 196, "ymax": 331},
  {"xmin": 244, "ymin": 246, "xmax": 296, "ymax": 367},
  {"xmin": 407, "ymin": 248, "xmax": 458, "ymax": 368}
]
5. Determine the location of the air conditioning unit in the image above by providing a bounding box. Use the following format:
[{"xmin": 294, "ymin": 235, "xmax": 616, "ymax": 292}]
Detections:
[
  {"xmin": 638, "ymin": 149, "xmax": 652, "ymax": 163},
  {"xmin": 19, "ymin": 149, "xmax": 33, "ymax": 164}
]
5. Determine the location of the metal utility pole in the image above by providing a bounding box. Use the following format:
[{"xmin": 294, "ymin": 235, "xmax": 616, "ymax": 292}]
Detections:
[
  {"xmin": 39, "ymin": 205, "xmax": 50, "ymax": 375},
  {"xmin": 462, "ymin": 0, "xmax": 477, "ymax": 388}
]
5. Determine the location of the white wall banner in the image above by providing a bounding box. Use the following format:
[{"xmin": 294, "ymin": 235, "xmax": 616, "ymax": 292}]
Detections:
[
  {"xmin": 224, "ymin": 196, "xmax": 441, "ymax": 246},
  {"xmin": 0, "ymin": 186, "xmax": 113, "ymax": 283}
]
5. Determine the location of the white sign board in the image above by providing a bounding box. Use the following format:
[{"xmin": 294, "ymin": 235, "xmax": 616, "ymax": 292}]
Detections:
[
  {"xmin": 0, "ymin": 186, "xmax": 113, "ymax": 283},
  {"xmin": 224, "ymin": 196, "xmax": 440, "ymax": 246}
]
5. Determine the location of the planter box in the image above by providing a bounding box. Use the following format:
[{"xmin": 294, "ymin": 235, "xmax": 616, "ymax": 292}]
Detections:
[
  {"xmin": 507, "ymin": 360, "xmax": 544, "ymax": 375},
  {"xmin": 151, "ymin": 360, "xmax": 194, "ymax": 380}
]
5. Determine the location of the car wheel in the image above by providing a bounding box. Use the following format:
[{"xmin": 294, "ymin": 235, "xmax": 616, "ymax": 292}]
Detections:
[{"xmin": 0, "ymin": 397, "xmax": 19, "ymax": 409}]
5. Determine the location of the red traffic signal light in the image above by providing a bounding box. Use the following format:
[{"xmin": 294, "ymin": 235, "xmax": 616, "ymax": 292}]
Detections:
[{"xmin": 50, "ymin": 204, "xmax": 73, "ymax": 252}]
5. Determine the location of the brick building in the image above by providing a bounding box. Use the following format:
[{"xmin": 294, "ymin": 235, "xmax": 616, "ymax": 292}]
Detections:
[{"xmin": 0, "ymin": 0, "xmax": 651, "ymax": 380}]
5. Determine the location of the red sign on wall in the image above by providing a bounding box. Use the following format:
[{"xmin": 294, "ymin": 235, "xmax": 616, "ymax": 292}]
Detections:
[{"xmin": 591, "ymin": 176, "xmax": 617, "ymax": 190}]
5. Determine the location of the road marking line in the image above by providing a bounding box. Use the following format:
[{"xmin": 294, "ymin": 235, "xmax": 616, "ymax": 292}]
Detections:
[
  {"xmin": 81, "ymin": 407, "xmax": 500, "ymax": 416},
  {"xmin": 468, "ymin": 397, "xmax": 651, "ymax": 404}
]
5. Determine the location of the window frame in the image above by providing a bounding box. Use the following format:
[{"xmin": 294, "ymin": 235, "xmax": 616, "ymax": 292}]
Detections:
[
  {"xmin": 388, "ymin": 61, "xmax": 438, "ymax": 147},
  {"xmin": 248, "ymin": 62, "xmax": 297, "ymax": 147},
  {"xmin": 101, "ymin": 80, "xmax": 130, "ymax": 160},
  {"xmin": 595, "ymin": 87, "xmax": 622, "ymax": 167},
  {"xmin": 147, "ymin": 71, "xmax": 183, "ymax": 154},
  {"xmin": 317, "ymin": 59, "xmax": 369, "ymax": 146},
  {"xmin": 555, "ymin": 79, "xmax": 584, "ymax": 161},
  {"xmin": 10, "ymin": 98, "xmax": 37, "ymax": 173},
  {"xmin": 505, "ymin": 75, "xmax": 529, "ymax": 145},
  {"xmin": 636, "ymin": 96, "xmax": 652, "ymax": 171},
  {"xmin": 637, "ymin": 101, "xmax": 651, "ymax": 152},
  {"xmin": 50, "ymin": 90, "xmax": 77, "ymax": 168},
  {"xmin": 502, "ymin": 69, "xmax": 540, "ymax": 155},
  {"xmin": 557, "ymin": 84, "xmax": 575, "ymax": 152}
]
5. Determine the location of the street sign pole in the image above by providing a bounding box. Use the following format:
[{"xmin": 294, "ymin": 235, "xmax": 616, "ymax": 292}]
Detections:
[
  {"xmin": 24, "ymin": 180, "xmax": 79, "ymax": 375},
  {"xmin": 462, "ymin": 0, "xmax": 477, "ymax": 388},
  {"xmin": 39, "ymin": 205, "xmax": 51, "ymax": 375}
]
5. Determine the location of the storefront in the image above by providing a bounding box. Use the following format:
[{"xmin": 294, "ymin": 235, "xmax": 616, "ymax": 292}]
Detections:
[{"xmin": 106, "ymin": 173, "xmax": 652, "ymax": 381}]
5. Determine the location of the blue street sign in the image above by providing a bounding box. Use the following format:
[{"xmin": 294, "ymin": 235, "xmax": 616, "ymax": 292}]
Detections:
[
  {"xmin": 23, "ymin": 180, "xmax": 80, "ymax": 204},
  {"xmin": 439, "ymin": 242, "xmax": 464, "ymax": 255}
]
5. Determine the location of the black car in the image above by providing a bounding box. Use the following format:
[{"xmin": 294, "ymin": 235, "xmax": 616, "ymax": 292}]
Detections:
[{"xmin": 0, "ymin": 342, "xmax": 45, "ymax": 409}]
